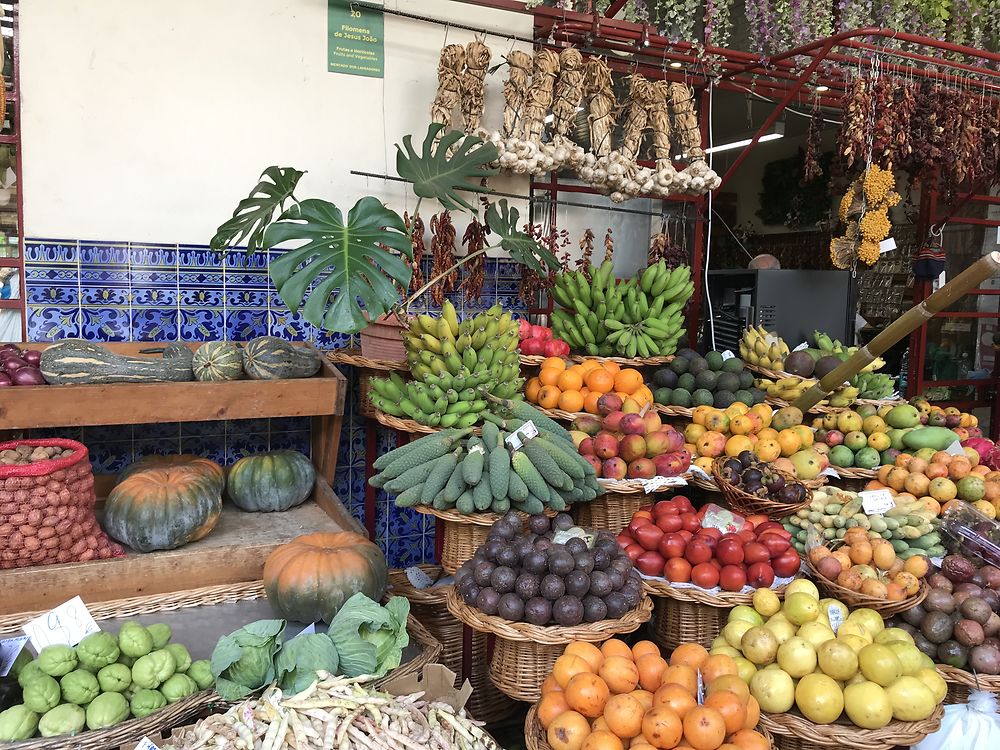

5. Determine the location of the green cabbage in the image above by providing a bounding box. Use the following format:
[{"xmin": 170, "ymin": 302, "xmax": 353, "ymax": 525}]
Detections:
[
  {"xmin": 147, "ymin": 623, "xmax": 172, "ymax": 649},
  {"xmin": 76, "ymin": 631, "xmax": 120, "ymax": 671},
  {"xmin": 85, "ymin": 692, "xmax": 129, "ymax": 730},
  {"xmin": 59, "ymin": 668, "xmax": 100, "ymax": 705},
  {"xmin": 327, "ymin": 593, "xmax": 410, "ymax": 678},
  {"xmin": 0, "ymin": 705, "xmax": 38, "ymax": 741},
  {"xmin": 275, "ymin": 633, "xmax": 340, "ymax": 694},
  {"xmin": 210, "ymin": 619, "xmax": 285, "ymax": 700},
  {"xmin": 186, "ymin": 659, "xmax": 214, "ymax": 690}
]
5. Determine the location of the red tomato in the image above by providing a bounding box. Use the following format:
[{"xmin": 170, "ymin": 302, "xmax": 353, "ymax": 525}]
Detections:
[
  {"xmin": 719, "ymin": 564, "xmax": 748, "ymax": 592},
  {"xmin": 673, "ymin": 495, "xmax": 694, "ymax": 513},
  {"xmin": 718, "ymin": 532, "xmax": 741, "ymax": 543},
  {"xmin": 634, "ymin": 523, "xmax": 664, "ymax": 552},
  {"xmin": 754, "ymin": 521, "xmax": 784, "ymax": 534},
  {"xmin": 635, "ymin": 510, "xmax": 654, "ymax": 521},
  {"xmin": 636, "ymin": 550, "xmax": 666, "ymax": 577},
  {"xmin": 716, "ymin": 538, "xmax": 745, "ymax": 566},
  {"xmin": 759, "ymin": 534, "xmax": 791, "ymax": 558},
  {"xmin": 747, "ymin": 562, "xmax": 775, "ymax": 588},
  {"xmin": 684, "ymin": 539, "xmax": 713, "ymax": 565},
  {"xmin": 665, "ymin": 557, "xmax": 692, "ymax": 583},
  {"xmin": 658, "ymin": 532, "xmax": 688, "ymax": 560},
  {"xmin": 742, "ymin": 541, "xmax": 770, "ymax": 565},
  {"xmin": 616, "ymin": 532, "xmax": 634, "ymax": 549},
  {"xmin": 737, "ymin": 529, "xmax": 757, "ymax": 544},
  {"xmin": 656, "ymin": 514, "xmax": 684, "ymax": 533},
  {"xmin": 677, "ymin": 529, "xmax": 694, "ymax": 543},
  {"xmin": 708, "ymin": 557, "xmax": 722, "ymax": 570},
  {"xmin": 691, "ymin": 562, "xmax": 720, "ymax": 589},
  {"xmin": 772, "ymin": 549, "xmax": 801, "ymax": 578},
  {"xmin": 680, "ymin": 512, "xmax": 701, "ymax": 534},
  {"xmin": 625, "ymin": 543, "xmax": 645, "ymax": 562},
  {"xmin": 653, "ymin": 499, "xmax": 679, "ymax": 516},
  {"xmin": 698, "ymin": 527, "xmax": 723, "ymax": 541},
  {"xmin": 741, "ymin": 521, "xmax": 756, "ymax": 533}
]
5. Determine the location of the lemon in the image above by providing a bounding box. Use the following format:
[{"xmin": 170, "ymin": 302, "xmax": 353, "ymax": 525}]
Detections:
[
  {"xmin": 785, "ymin": 579, "xmax": 820, "ymax": 599},
  {"xmin": 753, "ymin": 587, "xmax": 781, "ymax": 617}
]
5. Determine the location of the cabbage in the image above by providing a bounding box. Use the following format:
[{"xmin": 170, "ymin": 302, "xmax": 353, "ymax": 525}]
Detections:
[
  {"xmin": 327, "ymin": 594, "xmax": 409, "ymax": 678},
  {"xmin": 210, "ymin": 619, "xmax": 285, "ymax": 700},
  {"xmin": 275, "ymin": 633, "xmax": 340, "ymax": 694}
]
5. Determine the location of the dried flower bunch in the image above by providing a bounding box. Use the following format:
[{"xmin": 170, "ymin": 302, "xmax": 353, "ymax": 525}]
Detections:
[{"xmin": 830, "ymin": 165, "xmax": 900, "ymax": 269}]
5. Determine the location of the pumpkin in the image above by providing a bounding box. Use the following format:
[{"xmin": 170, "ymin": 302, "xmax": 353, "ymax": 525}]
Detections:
[
  {"xmin": 226, "ymin": 450, "xmax": 315, "ymax": 512},
  {"xmin": 40, "ymin": 340, "xmax": 194, "ymax": 384},
  {"xmin": 192, "ymin": 341, "xmax": 244, "ymax": 381},
  {"xmin": 117, "ymin": 454, "xmax": 225, "ymax": 487},
  {"xmin": 263, "ymin": 532, "xmax": 388, "ymax": 623},
  {"xmin": 241, "ymin": 337, "xmax": 321, "ymax": 380},
  {"xmin": 103, "ymin": 464, "xmax": 224, "ymax": 552}
]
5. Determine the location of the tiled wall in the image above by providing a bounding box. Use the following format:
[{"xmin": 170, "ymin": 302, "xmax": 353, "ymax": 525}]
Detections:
[{"xmin": 24, "ymin": 238, "xmax": 527, "ymax": 567}]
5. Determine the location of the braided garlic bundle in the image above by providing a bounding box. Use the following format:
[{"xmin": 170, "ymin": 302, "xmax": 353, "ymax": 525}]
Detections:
[
  {"xmin": 647, "ymin": 81, "xmax": 680, "ymax": 197},
  {"xmin": 517, "ymin": 49, "xmax": 560, "ymax": 173},
  {"xmin": 460, "ymin": 40, "xmax": 492, "ymax": 135},
  {"xmin": 541, "ymin": 48, "xmax": 587, "ymax": 172},
  {"xmin": 670, "ymin": 82, "xmax": 720, "ymax": 194},
  {"xmin": 605, "ymin": 75, "xmax": 657, "ymax": 202},
  {"xmin": 578, "ymin": 58, "xmax": 615, "ymax": 188}
]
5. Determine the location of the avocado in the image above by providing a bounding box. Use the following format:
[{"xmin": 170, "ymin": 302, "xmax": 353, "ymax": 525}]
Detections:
[
  {"xmin": 652, "ymin": 368, "xmax": 678, "ymax": 388},
  {"xmin": 734, "ymin": 389, "xmax": 755, "ymax": 406},
  {"xmin": 670, "ymin": 388, "xmax": 692, "ymax": 407},
  {"xmin": 677, "ymin": 373, "xmax": 696, "ymax": 392},
  {"xmin": 694, "ymin": 370, "xmax": 718, "ymax": 391},
  {"xmin": 813, "ymin": 355, "xmax": 843, "ymax": 379},
  {"xmin": 688, "ymin": 357, "xmax": 709, "ymax": 375},
  {"xmin": 714, "ymin": 390, "xmax": 736, "ymax": 408},
  {"xmin": 676, "ymin": 348, "xmax": 699, "ymax": 360},
  {"xmin": 749, "ymin": 387, "xmax": 767, "ymax": 404},
  {"xmin": 716, "ymin": 372, "xmax": 741, "ymax": 394},
  {"xmin": 654, "ymin": 387, "xmax": 673, "ymax": 405},
  {"xmin": 704, "ymin": 351, "xmax": 724, "ymax": 371},
  {"xmin": 783, "ymin": 350, "xmax": 816, "ymax": 377},
  {"xmin": 670, "ymin": 357, "xmax": 690, "ymax": 375},
  {"xmin": 692, "ymin": 388, "xmax": 714, "ymax": 407},
  {"xmin": 721, "ymin": 356, "xmax": 745, "ymax": 373},
  {"xmin": 738, "ymin": 370, "xmax": 755, "ymax": 390}
]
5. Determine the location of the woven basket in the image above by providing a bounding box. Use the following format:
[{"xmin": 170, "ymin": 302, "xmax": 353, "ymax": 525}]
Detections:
[
  {"xmin": 596, "ymin": 475, "xmax": 695, "ymax": 495},
  {"xmin": 520, "ymin": 354, "xmax": 675, "ymax": 367},
  {"xmin": 447, "ymin": 588, "xmax": 653, "ymax": 702},
  {"xmin": 826, "ymin": 466, "xmax": 878, "ymax": 480},
  {"xmin": 689, "ymin": 472, "xmax": 722, "ymax": 492},
  {"xmin": 654, "ymin": 403, "xmax": 695, "ymax": 418},
  {"xmin": 326, "ymin": 347, "xmax": 408, "ymax": 371},
  {"xmin": 764, "ymin": 395, "xmax": 845, "ymax": 414},
  {"xmin": 937, "ymin": 664, "xmax": 1000, "ymax": 705},
  {"xmin": 572, "ymin": 492, "xmax": 649, "ymax": 533},
  {"xmin": 712, "ymin": 457, "xmax": 812, "ymax": 518},
  {"xmin": 0, "ymin": 438, "xmax": 125, "ymax": 570},
  {"xmin": 387, "ymin": 566, "xmax": 517, "ymax": 723},
  {"xmin": 373, "ymin": 409, "xmax": 483, "ymax": 436},
  {"xmin": 759, "ymin": 705, "xmax": 944, "ymax": 750},
  {"xmin": 805, "ymin": 556, "xmax": 929, "ymax": 617}
]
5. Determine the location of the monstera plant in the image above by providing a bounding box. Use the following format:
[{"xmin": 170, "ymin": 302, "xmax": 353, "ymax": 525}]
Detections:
[{"xmin": 211, "ymin": 124, "xmax": 559, "ymax": 334}]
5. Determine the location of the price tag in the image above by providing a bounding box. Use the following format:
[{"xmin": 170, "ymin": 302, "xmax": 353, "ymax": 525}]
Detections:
[
  {"xmin": 134, "ymin": 738, "xmax": 161, "ymax": 750},
  {"xmin": 701, "ymin": 504, "xmax": 744, "ymax": 534},
  {"xmin": 879, "ymin": 238, "xmax": 896, "ymax": 253},
  {"xmin": 827, "ymin": 605, "xmax": 844, "ymax": 634},
  {"xmin": 793, "ymin": 342, "xmax": 809, "ymax": 352},
  {"xmin": 552, "ymin": 527, "xmax": 595, "ymax": 548},
  {"xmin": 23, "ymin": 596, "xmax": 99, "ymax": 650},
  {"xmin": 819, "ymin": 467, "xmax": 841, "ymax": 478},
  {"xmin": 721, "ymin": 350, "xmax": 735, "ymax": 361},
  {"xmin": 298, "ymin": 622, "xmax": 317, "ymax": 636},
  {"xmin": 945, "ymin": 441, "xmax": 965, "ymax": 457},
  {"xmin": 859, "ymin": 489, "xmax": 895, "ymax": 515},
  {"xmin": 0, "ymin": 635, "xmax": 28, "ymax": 677},
  {"xmin": 696, "ymin": 671, "xmax": 704, "ymax": 703},
  {"xmin": 505, "ymin": 421, "xmax": 539, "ymax": 451},
  {"xmin": 405, "ymin": 566, "xmax": 436, "ymax": 590},
  {"xmin": 930, "ymin": 556, "xmax": 944, "ymax": 568},
  {"xmin": 468, "ymin": 444, "xmax": 485, "ymax": 456},
  {"xmin": 642, "ymin": 476, "xmax": 688, "ymax": 492}
]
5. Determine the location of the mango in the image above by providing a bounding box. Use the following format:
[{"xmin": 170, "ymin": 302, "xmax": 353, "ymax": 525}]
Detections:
[{"xmin": 902, "ymin": 426, "xmax": 960, "ymax": 452}]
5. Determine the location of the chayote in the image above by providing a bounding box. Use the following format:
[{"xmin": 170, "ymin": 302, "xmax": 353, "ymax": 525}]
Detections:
[
  {"xmin": 97, "ymin": 663, "xmax": 132, "ymax": 693},
  {"xmin": 76, "ymin": 631, "xmax": 120, "ymax": 671},
  {"xmin": 131, "ymin": 649, "xmax": 177, "ymax": 689},
  {"xmin": 164, "ymin": 643, "xmax": 191, "ymax": 673},
  {"xmin": 85, "ymin": 692, "xmax": 129, "ymax": 730},
  {"xmin": 0, "ymin": 705, "xmax": 39, "ymax": 741},
  {"xmin": 147, "ymin": 623, "xmax": 172, "ymax": 649},
  {"xmin": 186, "ymin": 660, "xmax": 214, "ymax": 690},
  {"xmin": 38, "ymin": 702, "xmax": 85, "ymax": 738},
  {"xmin": 60, "ymin": 669, "xmax": 100, "ymax": 705},
  {"xmin": 129, "ymin": 688, "xmax": 167, "ymax": 718},
  {"xmin": 118, "ymin": 654, "xmax": 136, "ymax": 668},
  {"xmin": 118, "ymin": 621, "xmax": 154, "ymax": 658},
  {"xmin": 160, "ymin": 673, "xmax": 197, "ymax": 703},
  {"xmin": 22, "ymin": 674, "xmax": 60, "ymax": 714},
  {"xmin": 36, "ymin": 644, "xmax": 78, "ymax": 677},
  {"xmin": 16, "ymin": 660, "xmax": 45, "ymax": 688}
]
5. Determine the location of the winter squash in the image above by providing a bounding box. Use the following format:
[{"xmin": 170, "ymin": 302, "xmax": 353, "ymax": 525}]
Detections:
[
  {"xmin": 117, "ymin": 455, "xmax": 225, "ymax": 487},
  {"xmin": 40, "ymin": 340, "xmax": 194, "ymax": 384},
  {"xmin": 103, "ymin": 464, "xmax": 224, "ymax": 552},
  {"xmin": 263, "ymin": 532, "xmax": 388, "ymax": 623},
  {"xmin": 241, "ymin": 337, "xmax": 321, "ymax": 380},
  {"xmin": 226, "ymin": 450, "xmax": 315, "ymax": 512},
  {"xmin": 192, "ymin": 341, "xmax": 244, "ymax": 381}
]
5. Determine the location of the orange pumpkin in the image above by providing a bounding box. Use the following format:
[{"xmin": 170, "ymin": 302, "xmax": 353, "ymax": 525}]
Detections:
[{"xmin": 263, "ymin": 532, "xmax": 388, "ymax": 623}]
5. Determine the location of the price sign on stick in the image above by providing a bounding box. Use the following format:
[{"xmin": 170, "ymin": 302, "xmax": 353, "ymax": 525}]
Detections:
[
  {"xmin": 23, "ymin": 596, "xmax": 99, "ymax": 651},
  {"xmin": 0, "ymin": 636, "xmax": 28, "ymax": 677},
  {"xmin": 134, "ymin": 738, "xmax": 161, "ymax": 750}
]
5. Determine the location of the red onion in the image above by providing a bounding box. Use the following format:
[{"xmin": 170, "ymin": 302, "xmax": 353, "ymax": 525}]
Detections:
[
  {"xmin": 11, "ymin": 367, "xmax": 44, "ymax": 385},
  {"xmin": 21, "ymin": 350, "xmax": 41, "ymax": 366},
  {"xmin": 3, "ymin": 358, "xmax": 27, "ymax": 372},
  {"xmin": 0, "ymin": 373, "xmax": 13, "ymax": 387},
  {"xmin": 0, "ymin": 344, "xmax": 21, "ymax": 354}
]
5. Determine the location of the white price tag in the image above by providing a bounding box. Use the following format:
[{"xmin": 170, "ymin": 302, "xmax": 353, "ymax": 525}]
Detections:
[
  {"xmin": 505, "ymin": 421, "xmax": 539, "ymax": 451},
  {"xmin": 468, "ymin": 444, "xmax": 485, "ymax": 456},
  {"xmin": 827, "ymin": 606, "xmax": 844, "ymax": 634},
  {"xmin": 23, "ymin": 596, "xmax": 99, "ymax": 650},
  {"xmin": 859, "ymin": 489, "xmax": 895, "ymax": 515},
  {"xmin": 642, "ymin": 476, "xmax": 688, "ymax": 492},
  {"xmin": 689, "ymin": 465, "xmax": 711, "ymax": 480},
  {"xmin": 879, "ymin": 238, "xmax": 896, "ymax": 253},
  {"xmin": 298, "ymin": 622, "xmax": 317, "ymax": 636},
  {"xmin": 405, "ymin": 566, "xmax": 436, "ymax": 590},
  {"xmin": 930, "ymin": 556, "xmax": 944, "ymax": 567},
  {"xmin": 721, "ymin": 350, "xmax": 735, "ymax": 361},
  {"xmin": 696, "ymin": 671, "xmax": 704, "ymax": 703},
  {"xmin": 793, "ymin": 342, "xmax": 809, "ymax": 352},
  {"xmin": 819, "ymin": 467, "xmax": 841, "ymax": 478},
  {"xmin": 945, "ymin": 441, "xmax": 965, "ymax": 456},
  {"xmin": 0, "ymin": 635, "xmax": 28, "ymax": 677},
  {"xmin": 134, "ymin": 738, "xmax": 161, "ymax": 750}
]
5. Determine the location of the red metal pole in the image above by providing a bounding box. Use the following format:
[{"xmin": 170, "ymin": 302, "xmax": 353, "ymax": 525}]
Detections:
[{"xmin": 604, "ymin": 0, "xmax": 630, "ymax": 17}]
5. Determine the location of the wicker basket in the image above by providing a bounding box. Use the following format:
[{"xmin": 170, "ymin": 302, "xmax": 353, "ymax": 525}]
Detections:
[
  {"xmin": 937, "ymin": 663, "xmax": 1000, "ymax": 705},
  {"xmin": 596, "ymin": 475, "xmax": 695, "ymax": 495},
  {"xmin": 805, "ymin": 556, "xmax": 929, "ymax": 617},
  {"xmin": 447, "ymin": 588, "xmax": 653, "ymax": 702},
  {"xmin": 712, "ymin": 457, "xmax": 812, "ymax": 518},
  {"xmin": 826, "ymin": 466, "xmax": 878, "ymax": 480},
  {"xmin": 572, "ymin": 492, "xmax": 649, "ymax": 533},
  {"xmin": 759, "ymin": 705, "xmax": 944, "ymax": 750},
  {"xmin": 326, "ymin": 347, "xmax": 408, "ymax": 371},
  {"xmin": 387, "ymin": 566, "xmax": 517, "ymax": 723},
  {"xmin": 373, "ymin": 409, "xmax": 483, "ymax": 436},
  {"xmin": 654, "ymin": 403, "xmax": 695, "ymax": 418},
  {"xmin": 520, "ymin": 354, "xmax": 675, "ymax": 367}
]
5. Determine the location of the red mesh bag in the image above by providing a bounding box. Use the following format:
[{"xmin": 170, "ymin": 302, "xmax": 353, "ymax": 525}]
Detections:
[{"xmin": 0, "ymin": 438, "xmax": 125, "ymax": 570}]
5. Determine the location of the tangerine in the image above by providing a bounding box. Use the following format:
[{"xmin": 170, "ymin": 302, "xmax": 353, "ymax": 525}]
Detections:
[
  {"xmin": 538, "ymin": 385, "xmax": 562, "ymax": 409},
  {"xmin": 565, "ymin": 672, "xmax": 611, "ymax": 718},
  {"xmin": 601, "ymin": 639, "xmax": 635, "ymax": 660},
  {"xmin": 615, "ymin": 369, "xmax": 644, "ymax": 394},
  {"xmin": 641, "ymin": 707, "xmax": 684, "ymax": 749},
  {"xmin": 559, "ymin": 370, "xmax": 585, "ymax": 392},
  {"xmin": 661, "ymin": 664, "xmax": 698, "ymax": 695},
  {"xmin": 602, "ymin": 360, "xmax": 622, "ymax": 375},
  {"xmin": 700, "ymin": 654, "xmax": 738, "ymax": 685},
  {"xmin": 632, "ymin": 640, "xmax": 661, "ymax": 661},
  {"xmin": 579, "ymin": 359, "xmax": 603, "ymax": 374},
  {"xmin": 727, "ymin": 730, "xmax": 770, "ymax": 750},
  {"xmin": 542, "ymin": 357, "xmax": 568, "ymax": 372},
  {"xmin": 682, "ymin": 706, "xmax": 727, "ymax": 750},
  {"xmin": 560, "ymin": 390, "xmax": 586, "ymax": 412},
  {"xmin": 743, "ymin": 696, "xmax": 760, "ymax": 730},
  {"xmin": 586, "ymin": 369, "xmax": 616, "ymax": 394},
  {"xmin": 600, "ymin": 655, "xmax": 641, "ymax": 694},
  {"xmin": 554, "ymin": 654, "xmax": 594, "ymax": 688},
  {"xmin": 584, "ymin": 391, "xmax": 603, "ymax": 414},
  {"xmin": 543, "ymin": 674, "xmax": 565, "ymax": 695},
  {"xmin": 526, "ymin": 377, "xmax": 543, "ymax": 402},
  {"xmin": 540, "ymin": 367, "xmax": 564, "ymax": 387}
]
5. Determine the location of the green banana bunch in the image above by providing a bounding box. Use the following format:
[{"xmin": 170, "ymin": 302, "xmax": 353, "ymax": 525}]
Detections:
[{"xmin": 851, "ymin": 371, "xmax": 896, "ymax": 400}]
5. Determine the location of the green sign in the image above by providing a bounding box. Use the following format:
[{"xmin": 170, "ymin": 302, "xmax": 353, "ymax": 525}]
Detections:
[{"xmin": 328, "ymin": 0, "xmax": 384, "ymax": 78}]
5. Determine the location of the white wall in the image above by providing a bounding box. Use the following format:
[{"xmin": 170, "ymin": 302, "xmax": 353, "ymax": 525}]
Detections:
[{"xmin": 20, "ymin": 0, "xmax": 531, "ymax": 244}]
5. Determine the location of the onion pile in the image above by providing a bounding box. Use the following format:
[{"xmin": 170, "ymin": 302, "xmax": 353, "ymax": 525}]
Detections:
[{"xmin": 0, "ymin": 344, "xmax": 45, "ymax": 386}]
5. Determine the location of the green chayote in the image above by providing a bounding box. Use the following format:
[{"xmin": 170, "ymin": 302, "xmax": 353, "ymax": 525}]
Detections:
[
  {"xmin": 147, "ymin": 623, "xmax": 172, "ymax": 649},
  {"xmin": 129, "ymin": 688, "xmax": 167, "ymax": 718},
  {"xmin": 97, "ymin": 663, "xmax": 132, "ymax": 693},
  {"xmin": 186, "ymin": 660, "xmax": 214, "ymax": 690},
  {"xmin": 85, "ymin": 692, "xmax": 129, "ymax": 730},
  {"xmin": 60, "ymin": 669, "xmax": 100, "ymax": 705},
  {"xmin": 118, "ymin": 654, "xmax": 136, "ymax": 668},
  {"xmin": 76, "ymin": 631, "xmax": 120, "ymax": 671},
  {"xmin": 16, "ymin": 660, "xmax": 44, "ymax": 688},
  {"xmin": 160, "ymin": 673, "xmax": 197, "ymax": 703},
  {"xmin": 36, "ymin": 644, "xmax": 78, "ymax": 677},
  {"xmin": 38, "ymin": 703, "xmax": 85, "ymax": 738},
  {"xmin": 118, "ymin": 621, "xmax": 154, "ymax": 658},
  {"xmin": 22, "ymin": 674, "xmax": 60, "ymax": 714},
  {"xmin": 0, "ymin": 705, "xmax": 39, "ymax": 741},
  {"xmin": 131, "ymin": 648, "xmax": 177, "ymax": 689},
  {"xmin": 164, "ymin": 643, "xmax": 191, "ymax": 673}
]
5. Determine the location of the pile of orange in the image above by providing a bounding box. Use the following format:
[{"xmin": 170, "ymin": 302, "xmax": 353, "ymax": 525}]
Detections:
[
  {"xmin": 537, "ymin": 639, "xmax": 770, "ymax": 750},
  {"xmin": 525, "ymin": 358, "xmax": 653, "ymax": 414}
]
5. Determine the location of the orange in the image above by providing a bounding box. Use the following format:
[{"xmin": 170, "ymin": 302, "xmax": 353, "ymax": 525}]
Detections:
[
  {"xmin": 682, "ymin": 706, "xmax": 726, "ymax": 750},
  {"xmin": 725, "ymin": 435, "xmax": 754, "ymax": 457},
  {"xmin": 558, "ymin": 369, "xmax": 585, "ymax": 392},
  {"xmin": 640, "ymin": 707, "xmax": 683, "ymax": 749},
  {"xmin": 700, "ymin": 654, "xmax": 738, "ymax": 685},
  {"xmin": 743, "ymin": 696, "xmax": 760, "ymax": 730},
  {"xmin": 670, "ymin": 643, "xmax": 709, "ymax": 670},
  {"xmin": 704, "ymin": 675, "xmax": 749, "ymax": 702},
  {"xmin": 636, "ymin": 654, "xmax": 669, "ymax": 692},
  {"xmin": 565, "ymin": 672, "xmax": 611, "ymax": 718},
  {"xmin": 560, "ymin": 390, "xmax": 586, "ymax": 413},
  {"xmin": 604, "ymin": 694, "xmax": 645, "ymax": 740},
  {"xmin": 776, "ymin": 429, "xmax": 802, "ymax": 457},
  {"xmin": 582, "ymin": 731, "xmax": 625, "ymax": 750},
  {"xmin": 543, "ymin": 674, "xmax": 565, "ymax": 695},
  {"xmin": 601, "ymin": 639, "xmax": 635, "ymax": 660},
  {"xmin": 586, "ymin": 369, "xmax": 616, "ymax": 394},
  {"xmin": 539, "ymin": 691, "xmax": 572, "ymax": 728},
  {"xmin": 542, "ymin": 356, "xmax": 568, "ymax": 372},
  {"xmin": 633, "ymin": 386, "xmax": 654, "ymax": 405},
  {"xmin": 653, "ymin": 683, "xmax": 697, "ymax": 719},
  {"xmin": 703, "ymin": 691, "xmax": 747, "ymax": 735},
  {"xmin": 538, "ymin": 385, "xmax": 562, "ymax": 409},
  {"xmin": 540, "ymin": 367, "xmax": 563, "ymax": 387},
  {"xmin": 614, "ymin": 369, "xmax": 644, "ymax": 394},
  {"xmin": 660, "ymin": 664, "xmax": 698, "ymax": 695},
  {"xmin": 729, "ymin": 415, "xmax": 754, "ymax": 436},
  {"xmin": 602, "ymin": 360, "xmax": 622, "ymax": 375},
  {"xmin": 584, "ymin": 391, "xmax": 603, "ymax": 414},
  {"xmin": 548, "ymin": 710, "xmax": 592, "ymax": 750},
  {"xmin": 526, "ymin": 376, "xmax": 543, "ymax": 403},
  {"xmin": 579, "ymin": 359, "xmax": 602, "ymax": 374},
  {"xmin": 554, "ymin": 654, "xmax": 594, "ymax": 688},
  {"xmin": 632, "ymin": 641, "xmax": 661, "ymax": 661},
  {"xmin": 566, "ymin": 642, "xmax": 606, "ymax": 672},
  {"xmin": 600, "ymin": 655, "xmax": 640, "ymax": 694}
]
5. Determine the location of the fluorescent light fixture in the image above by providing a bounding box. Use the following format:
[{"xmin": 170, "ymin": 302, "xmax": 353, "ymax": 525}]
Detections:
[
  {"xmin": 815, "ymin": 85, "xmax": 830, "ymax": 92},
  {"xmin": 669, "ymin": 61, "xmax": 682, "ymax": 68},
  {"xmin": 675, "ymin": 122, "xmax": 785, "ymax": 158}
]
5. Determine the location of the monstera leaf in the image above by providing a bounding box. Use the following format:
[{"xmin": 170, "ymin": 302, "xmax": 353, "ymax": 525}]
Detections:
[
  {"xmin": 485, "ymin": 200, "xmax": 560, "ymax": 272},
  {"xmin": 211, "ymin": 167, "xmax": 304, "ymax": 254},
  {"xmin": 396, "ymin": 124, "xmax": 498, "ymax": 213},
  {"xmin": 265, "ymin": 198, "xmax": 412, "ymax": 334}
]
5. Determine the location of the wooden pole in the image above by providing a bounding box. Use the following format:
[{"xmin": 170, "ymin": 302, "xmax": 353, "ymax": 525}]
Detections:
[{"xmin": 793, "ymin": 251, "xmax": 1000, "ymax": 411}]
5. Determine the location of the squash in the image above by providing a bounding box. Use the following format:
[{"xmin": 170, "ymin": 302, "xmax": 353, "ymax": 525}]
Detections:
[
  {"xmin": 103, "ymin": 463, "xmax": 224, "ymax": 552},
  {"xmin": 117, "ymin": 454, "xmax": 226, "ymax": 487},
  {"xmin": 263, "ymin": 532, "xmax": 388, "ymax": 624},
  {"xmin": 226, "ymin": 450, "xmax": 315, "ymax": 512},
  {"xmin": 192, "ymin": 341, "xmax": 244, "ymax": 382},
  {"xmin": 40, "ymin": 341, "xmax": 194, "ymax": 384},
  {"xmin": 241, "ymin": 337, "xmax": 321, "ymax": 380}
]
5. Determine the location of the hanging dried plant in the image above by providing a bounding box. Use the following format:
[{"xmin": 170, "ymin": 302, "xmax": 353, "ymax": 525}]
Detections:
[
  {"xmin": 460, "ymin": 40, "xmax": 492, "ymax": 135},
  {"xmin": 604, "ymin": 228, "xmax": 615, "ymax": 262},
  {"xmin": 803, "ymin": 104, "xmax": 824, "ymax": 183},
  {"xmin": 429, "ymin": 212, "xmax": 458, "ymax": 306},
  {"xmin": 543, "ymin": 48, "xmax": 587, "ymax": 171},
  {"xmin": 584, "ymin": 58, "xmax": 615, "ymax": 159},
  {"xmin": 501, "ymin": 50, "xmax": 532, "ymax": 141},
  {"xmin": 461, "ymin": 217, "xmax": 487, "ymax": 304},
  {"xmin": 404, "ymin": 212, "xmax": 425, "ymax": 294},
  {"xmin": 670, "ymin": 82, "xmax": 721, "ymax": 193},
  {"xmin": 578, "ymin": 228, "xmax": 595, "ymax": 277},
  {"xmin": 523, "ymin": 49, "xmax": 560, "ymax": 147},
  {"xmin": 838, "ymin": 77, "xmax": 870, "ymax": 168},
  {"xmin": 430, "ymin": 45, "xmax": 467, "ymax": 135}
]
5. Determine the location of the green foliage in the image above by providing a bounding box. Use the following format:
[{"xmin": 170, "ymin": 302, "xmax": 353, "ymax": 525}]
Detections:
[
  {"xmin": 327, "ymin": 593, "xmax": 410, "ymax": 678},
  {"xmin": 485, "ymin": 200, "xmax": 560, "ymax": 272},
  {"xmin": 210, "ymin": 619, "xmax": 286, "ymax": 700},
  {"xmin": 210, "ymin": 167, "xmax": 304, "ymax": 254},
  {"xmin": 395, "ymin": 124, "xmax": 498, "ymax": 213}
]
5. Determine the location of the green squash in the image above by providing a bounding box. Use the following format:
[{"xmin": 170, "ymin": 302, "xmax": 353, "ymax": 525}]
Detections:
[
  {"xmin": 226, "ymin": 450, "xmax": 315, "ymax": 512},
  {"xmin": 40, "ymin": 340, "xmax": 194, "ymax": 384},
  {"xmin": 241, "ymin": 337, "xmax": 321, "ymax": 380},
  {"xmin": 192, "ymin": 341, "xmax": 244, "ymax": 381}
]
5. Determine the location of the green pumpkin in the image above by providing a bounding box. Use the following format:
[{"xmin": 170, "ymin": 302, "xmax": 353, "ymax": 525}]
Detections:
[
  {"xmin": 192, "ymin": 341, "xmax": 244, "ymax": 381},
  {"xmin": 226, "ymin": 450, "xmax": 315, "ymax": 512},
  {"xmin": 241, "ymin": 337, "xmax": 321, "ymax": 380}
]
